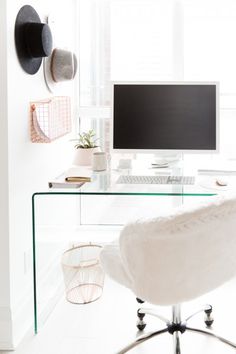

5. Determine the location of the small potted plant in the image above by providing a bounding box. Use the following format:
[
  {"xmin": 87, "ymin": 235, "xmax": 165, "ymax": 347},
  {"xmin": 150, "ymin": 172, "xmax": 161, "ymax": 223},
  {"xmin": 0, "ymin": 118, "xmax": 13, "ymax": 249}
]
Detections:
[{"xmin": 72, "ymin": 130, "xmax": 100, "ymax": 166}]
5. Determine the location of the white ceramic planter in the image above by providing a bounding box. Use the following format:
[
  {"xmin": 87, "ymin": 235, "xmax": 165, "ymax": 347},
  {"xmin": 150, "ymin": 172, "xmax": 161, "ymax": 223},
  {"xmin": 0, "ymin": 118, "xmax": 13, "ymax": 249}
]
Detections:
[{"xmin": 73, "ymin": 147, "xmax": 100, "ymax": 166}]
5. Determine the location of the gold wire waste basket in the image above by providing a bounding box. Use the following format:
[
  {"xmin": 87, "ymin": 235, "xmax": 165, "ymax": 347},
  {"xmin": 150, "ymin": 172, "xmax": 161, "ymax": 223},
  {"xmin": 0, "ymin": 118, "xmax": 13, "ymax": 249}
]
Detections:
[{"xmin": 61, "ymin": 244, "xmax": 104, "ymax": 304}]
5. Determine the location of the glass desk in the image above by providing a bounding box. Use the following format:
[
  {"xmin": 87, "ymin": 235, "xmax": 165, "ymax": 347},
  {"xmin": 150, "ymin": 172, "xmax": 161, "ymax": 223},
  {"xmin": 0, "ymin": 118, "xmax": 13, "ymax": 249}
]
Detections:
[{"xmin": 32, "ymin": 169, "xmax": 230, "ymax": 333}]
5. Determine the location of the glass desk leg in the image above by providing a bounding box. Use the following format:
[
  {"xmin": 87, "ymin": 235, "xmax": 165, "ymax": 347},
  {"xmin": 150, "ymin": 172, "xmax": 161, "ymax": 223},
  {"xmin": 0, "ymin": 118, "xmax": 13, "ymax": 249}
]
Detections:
[{"xmin": 32, "ymin": 193, "xmax": 38, "ymax": 334}]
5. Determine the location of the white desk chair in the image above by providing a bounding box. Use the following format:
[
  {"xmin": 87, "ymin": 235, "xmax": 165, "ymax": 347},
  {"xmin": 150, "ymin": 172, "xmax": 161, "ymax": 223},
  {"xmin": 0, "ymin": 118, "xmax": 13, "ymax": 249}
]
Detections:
[{"xmin": 100, "ymin": 196, "xmax": 236, "ymax": 353}]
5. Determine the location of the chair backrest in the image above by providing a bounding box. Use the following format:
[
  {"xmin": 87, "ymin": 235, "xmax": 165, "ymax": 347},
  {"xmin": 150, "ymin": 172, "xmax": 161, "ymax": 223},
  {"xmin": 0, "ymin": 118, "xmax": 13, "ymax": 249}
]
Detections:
[{"xmin": 119, "ymin": 196, "xmax": 236, "ymax": 306}]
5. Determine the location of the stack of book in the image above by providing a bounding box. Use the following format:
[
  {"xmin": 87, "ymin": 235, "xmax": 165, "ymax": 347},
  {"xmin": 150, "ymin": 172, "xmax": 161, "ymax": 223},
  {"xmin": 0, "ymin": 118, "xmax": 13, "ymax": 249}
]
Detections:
[{"xmin": 48, "ymin": 166, "xmax": 92, "ymax": 188}]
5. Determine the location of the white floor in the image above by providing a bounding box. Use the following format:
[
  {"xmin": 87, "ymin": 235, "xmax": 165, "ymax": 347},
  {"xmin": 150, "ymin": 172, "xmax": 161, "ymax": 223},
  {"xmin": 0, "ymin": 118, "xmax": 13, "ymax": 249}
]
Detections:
[{"xmin": 2, "ymin": 276, "xmax": 236, "ymax": 354}]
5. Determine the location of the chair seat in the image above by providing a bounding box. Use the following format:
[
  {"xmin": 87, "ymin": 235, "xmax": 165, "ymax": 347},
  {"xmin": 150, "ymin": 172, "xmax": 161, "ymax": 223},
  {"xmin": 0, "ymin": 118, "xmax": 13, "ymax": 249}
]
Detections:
[
  {"xmin": 101, "ymin": 196, "xmax": 236, "ymax": 306},
  {"xmin": 100, "ymin": 242, "xmax": 133, "ymax": 289}
]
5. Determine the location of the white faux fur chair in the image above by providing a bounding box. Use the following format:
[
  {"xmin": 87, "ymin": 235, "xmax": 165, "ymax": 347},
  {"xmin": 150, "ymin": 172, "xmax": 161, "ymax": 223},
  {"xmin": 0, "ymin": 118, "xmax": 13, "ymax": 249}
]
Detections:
[{"xmin": 100, "ymin": 196, "xmax": 236, "ymax": 353}]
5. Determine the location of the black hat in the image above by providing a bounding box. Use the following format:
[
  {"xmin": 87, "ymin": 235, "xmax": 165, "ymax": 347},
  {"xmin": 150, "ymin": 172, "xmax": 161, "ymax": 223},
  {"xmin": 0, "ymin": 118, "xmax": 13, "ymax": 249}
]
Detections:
[{"xmin": 15, "ymin": 5, "xmax": 53, "ymax": 75}]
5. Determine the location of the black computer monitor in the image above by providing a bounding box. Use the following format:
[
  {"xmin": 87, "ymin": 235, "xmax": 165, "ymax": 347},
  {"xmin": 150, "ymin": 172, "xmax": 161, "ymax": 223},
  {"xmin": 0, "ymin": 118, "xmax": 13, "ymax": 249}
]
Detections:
[{"xmin": 112, "ymin": 82, "xmax": 219, "ymax": 153}]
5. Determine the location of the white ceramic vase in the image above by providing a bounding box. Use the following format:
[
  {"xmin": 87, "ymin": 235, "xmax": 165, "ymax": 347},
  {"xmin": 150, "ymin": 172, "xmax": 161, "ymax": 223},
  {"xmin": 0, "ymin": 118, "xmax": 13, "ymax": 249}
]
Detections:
[{"xmin": 73, "ymin": 147, "xmax": 100, "ymax": 166}]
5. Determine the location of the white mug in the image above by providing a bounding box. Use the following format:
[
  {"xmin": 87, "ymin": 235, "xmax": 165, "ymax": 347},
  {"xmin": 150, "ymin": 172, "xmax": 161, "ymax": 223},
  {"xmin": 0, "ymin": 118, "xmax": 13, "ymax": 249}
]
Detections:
[{"xmin": 92, "ymin": 152, "xmax": 107, "ymax": 171}]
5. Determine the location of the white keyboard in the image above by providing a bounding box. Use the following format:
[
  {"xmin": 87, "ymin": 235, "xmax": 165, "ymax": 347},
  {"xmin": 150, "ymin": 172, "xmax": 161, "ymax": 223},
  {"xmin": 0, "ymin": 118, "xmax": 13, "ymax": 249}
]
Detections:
[{"xmin": 116, "ymin": 175, "xmax": 195, "ymax": 185}]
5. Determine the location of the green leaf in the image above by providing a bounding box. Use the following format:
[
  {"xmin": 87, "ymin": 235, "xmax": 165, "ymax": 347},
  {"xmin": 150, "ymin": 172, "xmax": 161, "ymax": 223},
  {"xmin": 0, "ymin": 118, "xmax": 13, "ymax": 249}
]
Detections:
[{"xmin": 72, "ymin": 129, "xmax": 99, "ymax": 148}]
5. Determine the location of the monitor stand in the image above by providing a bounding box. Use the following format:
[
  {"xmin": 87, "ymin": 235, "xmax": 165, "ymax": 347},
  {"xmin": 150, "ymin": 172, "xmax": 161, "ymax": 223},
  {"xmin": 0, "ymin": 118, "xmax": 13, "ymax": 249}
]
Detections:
[{"xmin": 151, "ymin": 153, "xmax": 183, "ymax": 168}]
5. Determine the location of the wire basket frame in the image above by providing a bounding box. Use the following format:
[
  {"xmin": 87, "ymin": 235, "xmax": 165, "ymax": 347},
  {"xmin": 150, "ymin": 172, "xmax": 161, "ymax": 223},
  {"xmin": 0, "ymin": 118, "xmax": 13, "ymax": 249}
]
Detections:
[
  {"xmin": 30, "ymin": 96, "xmax": 71, "ymax": 143},
  {"xmin": 61, "ymin": 244, "xmax": 105, "ymax": 304}
]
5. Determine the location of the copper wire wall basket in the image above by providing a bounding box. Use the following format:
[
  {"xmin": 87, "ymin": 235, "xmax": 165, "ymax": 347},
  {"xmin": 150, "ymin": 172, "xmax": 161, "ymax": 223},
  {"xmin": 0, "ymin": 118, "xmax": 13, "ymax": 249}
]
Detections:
[
  {"xmin": 30, "ymin": 96, "xmax": 71, "ymax": 143},
  {"xmin": 61, "ymin": 244, "xmax": 104, "ymax": 304}
]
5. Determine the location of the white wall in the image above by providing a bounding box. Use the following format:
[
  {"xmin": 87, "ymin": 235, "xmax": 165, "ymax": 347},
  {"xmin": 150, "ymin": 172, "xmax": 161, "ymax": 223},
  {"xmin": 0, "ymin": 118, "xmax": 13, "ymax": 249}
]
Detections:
[
  {"xmin": 0, "ymin": 0, "xmax": 13, "ymax": 349},
  {"xmin": 0, "ymin": 0, "xmax": 77, "ymax": 348}
]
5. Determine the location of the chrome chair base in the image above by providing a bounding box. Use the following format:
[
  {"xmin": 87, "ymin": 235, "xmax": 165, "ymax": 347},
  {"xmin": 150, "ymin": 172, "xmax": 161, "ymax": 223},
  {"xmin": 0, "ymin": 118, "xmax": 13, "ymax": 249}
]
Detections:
[{"xmin": 117, "ymin": 304, "xmax": 236, "ymax": 354}]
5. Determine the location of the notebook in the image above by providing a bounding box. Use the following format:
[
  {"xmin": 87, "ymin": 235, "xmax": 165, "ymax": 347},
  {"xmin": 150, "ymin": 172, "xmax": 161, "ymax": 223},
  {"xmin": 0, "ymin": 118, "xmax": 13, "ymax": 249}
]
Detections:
[{"xmin": 65, "ymin": 166, "xmax": 92, "ymax": 182}]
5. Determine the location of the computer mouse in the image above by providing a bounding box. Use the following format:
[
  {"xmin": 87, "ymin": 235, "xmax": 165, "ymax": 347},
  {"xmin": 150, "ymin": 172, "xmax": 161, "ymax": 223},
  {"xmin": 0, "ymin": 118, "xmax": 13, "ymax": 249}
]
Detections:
[{"xmin": 216, "ymin": 178, "xmax": 228, "ymax": 187}]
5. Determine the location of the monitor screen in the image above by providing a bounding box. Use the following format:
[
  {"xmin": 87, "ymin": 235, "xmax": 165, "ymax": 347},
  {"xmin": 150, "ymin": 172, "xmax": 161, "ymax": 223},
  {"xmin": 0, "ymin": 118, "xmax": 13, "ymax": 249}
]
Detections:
[{"xmin": 112, "ymin": 83, "xmax": 218, "ymax": 152}]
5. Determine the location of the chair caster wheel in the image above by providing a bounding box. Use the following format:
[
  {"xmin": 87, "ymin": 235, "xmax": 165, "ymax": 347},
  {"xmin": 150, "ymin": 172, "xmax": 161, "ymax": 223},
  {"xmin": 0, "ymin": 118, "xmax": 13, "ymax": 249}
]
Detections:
[
  {"xmin": 205, "ymin": 319, "xmax": 214, "ymax": 327},
  {"xmin": 137, "ymin": 309, "xmax": 146, "ymax": 331},
  {"xmin": 136, "ymin": 297, "xmax": 145, "ymax": 304},
  {"xmin": 204, "ymin": 305, "xmax": 214, "ymax": 327},
  {"xmin": 137, "ymin": 322, "xmax": 146, "ymax": 331}
]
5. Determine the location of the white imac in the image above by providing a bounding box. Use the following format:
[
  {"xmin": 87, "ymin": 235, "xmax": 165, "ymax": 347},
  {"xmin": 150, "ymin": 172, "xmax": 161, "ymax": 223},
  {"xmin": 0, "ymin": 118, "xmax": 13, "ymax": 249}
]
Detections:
[{"xmin": 111, "ymin": 82, "xmax": 219, "ymax": 155}]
